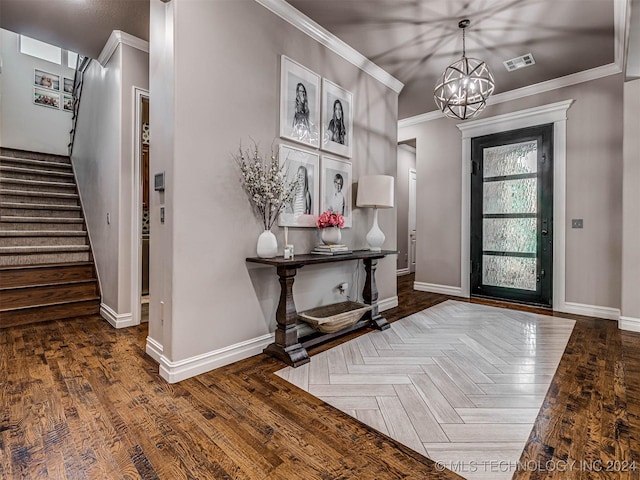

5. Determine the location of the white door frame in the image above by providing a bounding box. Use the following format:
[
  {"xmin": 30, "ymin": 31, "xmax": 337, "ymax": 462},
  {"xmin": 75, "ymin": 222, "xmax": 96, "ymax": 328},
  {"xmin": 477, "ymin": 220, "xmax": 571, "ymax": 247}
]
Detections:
[
  {"xmin": 408, "ymin": 168, "xmax": 417, "ymax": 274},
  {"xmin": 132, "ymin": 86, "xmax": 150, "ymax": 326},
  {"xmin": 457, "ymin": 99, "xmax": 573, "ymax": 311}
]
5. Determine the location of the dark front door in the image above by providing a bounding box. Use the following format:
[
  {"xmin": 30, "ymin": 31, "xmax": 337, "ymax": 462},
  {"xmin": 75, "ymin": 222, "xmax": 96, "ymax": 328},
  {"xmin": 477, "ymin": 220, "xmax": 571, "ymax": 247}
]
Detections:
[{"xmin": 470, "ymin": 124, "xmax": 553, "ymax": 306}]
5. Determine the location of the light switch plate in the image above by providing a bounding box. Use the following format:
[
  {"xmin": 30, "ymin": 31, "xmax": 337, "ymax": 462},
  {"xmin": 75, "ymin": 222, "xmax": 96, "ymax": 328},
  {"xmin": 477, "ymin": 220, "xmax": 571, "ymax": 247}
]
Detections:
[{"xmin": 571, "ymin": 219, "xmax": 583, "ymax": 229}]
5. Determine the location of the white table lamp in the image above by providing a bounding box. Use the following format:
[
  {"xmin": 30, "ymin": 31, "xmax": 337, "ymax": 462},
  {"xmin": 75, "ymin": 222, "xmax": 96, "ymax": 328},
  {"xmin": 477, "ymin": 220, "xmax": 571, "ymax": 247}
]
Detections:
[{"xmin": 356, "ymin": 175, "xmax": 394, "ymax": 251}]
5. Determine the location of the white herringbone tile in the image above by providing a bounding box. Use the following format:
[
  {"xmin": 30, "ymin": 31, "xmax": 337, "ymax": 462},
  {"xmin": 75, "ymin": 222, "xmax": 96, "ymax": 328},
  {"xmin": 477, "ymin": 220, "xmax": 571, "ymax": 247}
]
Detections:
[{"xmin": 276, "ymin": 300, "xmax": 575, "ymax": 480}]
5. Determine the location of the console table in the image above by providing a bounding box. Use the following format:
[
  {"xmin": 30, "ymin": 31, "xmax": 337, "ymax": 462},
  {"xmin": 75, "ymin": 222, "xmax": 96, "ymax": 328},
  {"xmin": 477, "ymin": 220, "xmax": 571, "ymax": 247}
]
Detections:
[{"xmin": 246, "ymin": 250, "xmax": 396, "ymax": 367}]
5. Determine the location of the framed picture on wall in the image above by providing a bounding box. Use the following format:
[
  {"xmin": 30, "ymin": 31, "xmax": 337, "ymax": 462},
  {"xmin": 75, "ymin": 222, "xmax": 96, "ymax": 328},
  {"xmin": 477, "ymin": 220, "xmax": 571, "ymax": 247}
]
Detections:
[
  {"xmin": 320, "ymin": 155, "xmax": 352, "ymax": 227},
  {"xmin": 63, "ymin": 77, "xmax": 74, "ymax": 94},
  {"xmin": 34, "ymin": 69, "xmax": 60, "ymax": 91},
  {"xmin": 278, "ymin": 145, "xmax": 319, "ymax": 227},
  {"xmin": 33, "ymin": 87, "xmax": 60, "ymax": 109},
  {"xmin": 321, "ymin": 79, "xmax": 353, "ymax": 158},
  {"xmin": 279, "ymin": 56, "xmax": 320, "ymax": 148},
  {"xmin": 63, "ymin": 95, "xmax": 73, "ymax": 112}
]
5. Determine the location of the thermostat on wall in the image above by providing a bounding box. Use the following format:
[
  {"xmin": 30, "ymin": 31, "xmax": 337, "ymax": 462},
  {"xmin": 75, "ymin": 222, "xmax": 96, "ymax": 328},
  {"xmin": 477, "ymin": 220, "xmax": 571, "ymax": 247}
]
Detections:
[{"xmin": 154, "ymin": 172, "xmax": 165, "ymax": 191}]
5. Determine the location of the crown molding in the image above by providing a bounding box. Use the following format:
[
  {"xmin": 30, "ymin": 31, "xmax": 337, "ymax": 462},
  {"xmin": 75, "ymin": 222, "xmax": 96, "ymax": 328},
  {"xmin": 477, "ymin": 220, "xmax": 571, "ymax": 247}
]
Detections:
[
  {"xmin": 399, "ymin": 62, "xmax": 620, "ymax": 129},
  {"xmin": 254, "ymin": 0, "xmax": 404, "ymax": 93},
  {"xmin": 98, "ymin": 30, "xmax": 150, "ymax": 67}
]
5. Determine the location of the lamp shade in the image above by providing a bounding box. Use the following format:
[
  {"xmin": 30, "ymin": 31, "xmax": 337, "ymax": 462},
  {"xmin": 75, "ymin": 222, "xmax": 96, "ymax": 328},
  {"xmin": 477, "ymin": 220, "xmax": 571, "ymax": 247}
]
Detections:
[{"xmin": 356, "ymin": 175, "xmax": 394, "ymax": 208}]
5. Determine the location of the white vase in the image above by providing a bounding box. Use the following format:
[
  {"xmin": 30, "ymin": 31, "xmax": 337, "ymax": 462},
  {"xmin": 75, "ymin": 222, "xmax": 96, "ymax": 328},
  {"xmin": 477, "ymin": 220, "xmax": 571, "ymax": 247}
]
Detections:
[
  {"xmin": 257, "ymin": 230, "xmax": 278, "ymax": 258},
  {"xmin": 321, "ymin": 227, "xmax": 342, "ymax": 245}
]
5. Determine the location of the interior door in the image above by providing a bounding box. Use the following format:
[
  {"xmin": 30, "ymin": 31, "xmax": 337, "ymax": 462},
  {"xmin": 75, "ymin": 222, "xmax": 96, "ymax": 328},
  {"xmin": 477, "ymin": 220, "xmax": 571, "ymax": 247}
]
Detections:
[
  {"xmin": 408, "ymin": 169, "xmax": 417, "ymax": 273},
  {"xmin": 470, "ymin": 124, "xmax": 553, "ymax": 306}
]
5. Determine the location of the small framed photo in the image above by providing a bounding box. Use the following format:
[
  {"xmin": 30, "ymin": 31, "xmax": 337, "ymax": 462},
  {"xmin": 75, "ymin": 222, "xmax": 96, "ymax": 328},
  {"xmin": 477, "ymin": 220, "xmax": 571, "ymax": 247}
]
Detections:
[
  {"xmin": 321, "ymin": 79, "xmax": 353, "ymax": 158},
  {"xmin": 279, "ymin": 56, "xmax": 320, "ymax": 148},
  {"xmin": 63, "ymin": 77, "xmax": 74, "ymax": 94},
  {"xmin": 279, "ymin": 145, "xmax": 319, "ymax": 228},
  {"xmin": 63, "ymin": 94, "xmax": 73, "ymax": 112},
  {"xmin": 34, "ymin": 69, "xmax": 60, "ymax": 91},
  {"xmin": 320, "ymin": 155, "xmax": 352, "ymax": 228},
  {"xmin": 33, "ymin": 87, "xmax": 60, "ymax": 109}
]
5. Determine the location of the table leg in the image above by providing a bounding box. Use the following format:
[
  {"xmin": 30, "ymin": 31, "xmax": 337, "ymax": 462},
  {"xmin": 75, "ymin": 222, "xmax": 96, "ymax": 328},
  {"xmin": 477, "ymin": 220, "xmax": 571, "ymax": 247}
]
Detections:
[
  {"xmin": 263, "ymin": 265, "xmax": 310, "ymax": 367},
  {"xmin": 362, "ymin": 258, "xmax": 390, "ymax": 330}
]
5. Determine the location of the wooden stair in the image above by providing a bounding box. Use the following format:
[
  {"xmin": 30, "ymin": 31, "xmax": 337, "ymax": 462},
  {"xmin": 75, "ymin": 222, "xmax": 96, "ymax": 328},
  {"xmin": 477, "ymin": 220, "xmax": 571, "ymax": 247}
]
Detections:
[{"xmin": 0, "ymin": 148, "xmax": 100, "ymax": 327}]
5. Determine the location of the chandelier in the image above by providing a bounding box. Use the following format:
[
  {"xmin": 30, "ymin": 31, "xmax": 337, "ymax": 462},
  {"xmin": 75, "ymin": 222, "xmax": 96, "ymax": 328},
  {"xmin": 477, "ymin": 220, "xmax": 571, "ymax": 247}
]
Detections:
[{"xmin": 434, "ymin": 19, "xmax": 495, "ymax": 120}]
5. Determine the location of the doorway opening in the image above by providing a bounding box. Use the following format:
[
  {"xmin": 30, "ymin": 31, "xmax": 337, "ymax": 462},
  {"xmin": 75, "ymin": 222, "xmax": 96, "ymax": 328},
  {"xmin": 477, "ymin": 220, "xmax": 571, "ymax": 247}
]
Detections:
[
  {"xmin": 470, "ymin": 124, "xmax": 553, "ymax": 307},
  {"xmin": 397, "ymin": 141, "xmax": 416, "ymax": 276}
]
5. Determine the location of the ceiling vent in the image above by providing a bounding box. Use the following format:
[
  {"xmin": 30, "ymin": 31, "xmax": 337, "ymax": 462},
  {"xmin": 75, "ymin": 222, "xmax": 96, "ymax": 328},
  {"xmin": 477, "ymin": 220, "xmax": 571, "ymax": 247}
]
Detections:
[{"xmin": 503, "ymin": 53, "xmax": 535, "ymax": 72}]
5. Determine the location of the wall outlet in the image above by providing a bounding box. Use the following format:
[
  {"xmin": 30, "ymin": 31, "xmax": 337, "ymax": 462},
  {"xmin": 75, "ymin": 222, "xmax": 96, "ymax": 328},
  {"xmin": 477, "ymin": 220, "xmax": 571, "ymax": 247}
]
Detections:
[{"xmin": 338, "ymin": 282, "xmax": 348, "ymax": 295}]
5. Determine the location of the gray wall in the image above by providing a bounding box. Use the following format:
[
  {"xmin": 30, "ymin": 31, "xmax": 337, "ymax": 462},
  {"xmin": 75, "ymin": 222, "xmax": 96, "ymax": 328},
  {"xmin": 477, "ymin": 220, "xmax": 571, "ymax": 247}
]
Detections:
[
  {"xmin": 72, "ymin": 42, "xmax": 149, "ymax": 318},
  {"xmin": 400, "ymin": 74, "xmax": 624, "ymax": 310},
  {"xmin": 0, "ymin": 29, "xmax": 73, "ymax": 155},
  {"xmin": 149, "ymin": 0, "xmax": 398, "ymax": 366},
  {"xmin": 396, "ymin": 144, "xmax": 416, "ymax": 272},
  {"xmin": 622, "ymin": 79, "xmax": 640, "ymax": 320}
]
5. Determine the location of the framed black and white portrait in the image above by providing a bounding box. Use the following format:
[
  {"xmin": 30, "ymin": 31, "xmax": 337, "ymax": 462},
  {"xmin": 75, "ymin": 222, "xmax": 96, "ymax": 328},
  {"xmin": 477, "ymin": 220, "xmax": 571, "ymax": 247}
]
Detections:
[
  {"xmin": 279, "ymin": 56, "xmax": 320, "ymax": 148},
  {"xmin": 279, "ymin": 145, "xmax": 319, "ymax": 228},
  {"xmin": 321, "ymin": 79, "xmax": 353, "ymax": 158},
  {"xmin": 34, "ymin": 69, "xmax": 60, "ymax": 91},
  {"xmin": 320, "ymin": 155, "xmax": 352, "ymax": 228}
]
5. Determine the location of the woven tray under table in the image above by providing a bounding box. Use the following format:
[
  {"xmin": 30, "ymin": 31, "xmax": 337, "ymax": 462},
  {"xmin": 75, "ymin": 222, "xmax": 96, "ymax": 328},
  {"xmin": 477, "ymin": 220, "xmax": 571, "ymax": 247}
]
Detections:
[{"xmin": 298, "ymin": 301, "xmax": 372, "ymax": 334}]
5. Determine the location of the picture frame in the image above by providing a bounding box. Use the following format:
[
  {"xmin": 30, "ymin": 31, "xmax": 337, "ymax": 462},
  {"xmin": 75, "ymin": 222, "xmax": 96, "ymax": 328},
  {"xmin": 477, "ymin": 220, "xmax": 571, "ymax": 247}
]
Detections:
[
  {"xmin": 321, "ymin": 78, "xmax": 353, "ymax": 158},
  {"xmin": 63, "ymin": 77, "xmax": 74, "ymax": 94},
  {"xmin": 278, "ymin": 145, "xmax": 319, "ymax": 228},
  {"xmin": 279, "ymin": 56, "xmax": 320, "ymax": 148},
  {"xmin": 33, "ymin": 87, "xmax": 60, "ymax": 109},
  {"xmin": 34, "ymin": 68, "xmax": 60, "ymax": 91},
  {"xmin": 63, "ymin": 94, "xmax": 73, "ymax": 112},
  {"xmin": 320, "ymin": 155, "xmax": 352, "ymax": 228}
]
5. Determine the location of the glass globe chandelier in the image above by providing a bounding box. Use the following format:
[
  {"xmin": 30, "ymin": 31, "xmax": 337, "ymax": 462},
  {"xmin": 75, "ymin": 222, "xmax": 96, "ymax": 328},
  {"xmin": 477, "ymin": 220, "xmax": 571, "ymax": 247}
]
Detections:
[{"xmin": 434, "ymin": 19, "xmax": 495, "ymax": 120}]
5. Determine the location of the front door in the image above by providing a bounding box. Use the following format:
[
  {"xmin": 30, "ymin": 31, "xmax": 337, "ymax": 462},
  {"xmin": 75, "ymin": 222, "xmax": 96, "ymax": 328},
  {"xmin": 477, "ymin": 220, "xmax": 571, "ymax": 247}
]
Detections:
[{"xmin": 470, "ymin": 124, "xmax": 553, "ymax": 306}]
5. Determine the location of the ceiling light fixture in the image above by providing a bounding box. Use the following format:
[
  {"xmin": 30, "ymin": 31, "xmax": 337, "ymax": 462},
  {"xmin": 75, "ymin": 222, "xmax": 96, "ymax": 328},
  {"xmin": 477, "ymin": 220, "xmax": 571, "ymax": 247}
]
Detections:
[{"xmin": 433, "ymin": 19, "xmax": 495, "ymax": 120}]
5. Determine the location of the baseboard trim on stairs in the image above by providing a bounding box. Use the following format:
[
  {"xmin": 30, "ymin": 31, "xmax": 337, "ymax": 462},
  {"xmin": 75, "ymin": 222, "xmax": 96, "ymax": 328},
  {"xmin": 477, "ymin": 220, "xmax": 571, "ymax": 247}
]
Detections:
[{"xmin": 100, "ymin": 303, "xmax": 135, "ymax": 328}]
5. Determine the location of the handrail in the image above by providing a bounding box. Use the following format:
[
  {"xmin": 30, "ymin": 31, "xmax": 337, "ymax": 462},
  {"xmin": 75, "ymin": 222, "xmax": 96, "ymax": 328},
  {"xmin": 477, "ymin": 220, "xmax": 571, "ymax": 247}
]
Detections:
[{"xmin": 68, "ymin": 55, "xmax": 92, "ymax": 156}]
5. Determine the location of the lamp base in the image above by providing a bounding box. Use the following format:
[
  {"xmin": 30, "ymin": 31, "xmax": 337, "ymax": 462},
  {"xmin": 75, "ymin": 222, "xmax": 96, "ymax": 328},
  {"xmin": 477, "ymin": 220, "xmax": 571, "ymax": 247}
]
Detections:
[{"xmin": 366, "ymin": 208, "xmax": 385, "ymax": 252}]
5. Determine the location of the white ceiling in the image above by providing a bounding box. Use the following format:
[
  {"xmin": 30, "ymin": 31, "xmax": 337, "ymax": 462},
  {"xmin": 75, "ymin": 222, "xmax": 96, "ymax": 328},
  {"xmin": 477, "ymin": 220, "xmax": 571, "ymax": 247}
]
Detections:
[{"xmin": 1, "ymin": 0, "xmax": 635, "ymax": 119}]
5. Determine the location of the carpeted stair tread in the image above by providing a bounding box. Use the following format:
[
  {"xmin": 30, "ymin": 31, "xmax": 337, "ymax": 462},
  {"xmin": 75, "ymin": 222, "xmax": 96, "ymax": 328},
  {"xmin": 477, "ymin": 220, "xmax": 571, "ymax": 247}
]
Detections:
[
  {"xmin": 0, "ymin": 245, "xmax": 89, "ymax": 254},
  {"xmin": 0, "ymin": 261, "xmax": 94, "ymax": 271},
  {"xmin": 0, "ymin": 178, "xmax": 76, "ymax": 188},
  {"xmin": 0, "ymin": 189, "xmax": 79, "ymax": 199},
  {"xmin": 2, "ymin": 216, "xmax": 84, "ymax": 223},
  {"xmin": 0, "ymin": 202, "xmax": 82, "ymax": 211},
  {"xmin": 0, "ymin": 230, "xmax": 86, "ymax": 237},
  {"xmin": 0, "ymin": 165, "xmax": 74, "ymax": 178},
  {"xmin": 0, "ymin": 156, "xmax": 72, "ymax": 170}
]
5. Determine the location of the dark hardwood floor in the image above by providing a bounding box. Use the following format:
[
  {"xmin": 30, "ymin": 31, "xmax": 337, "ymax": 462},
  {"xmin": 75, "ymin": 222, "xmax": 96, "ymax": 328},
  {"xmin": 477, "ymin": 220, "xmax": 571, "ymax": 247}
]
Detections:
[{"xmin": 1, "ymin": 273, "xmax": 639, "ymax": 479}]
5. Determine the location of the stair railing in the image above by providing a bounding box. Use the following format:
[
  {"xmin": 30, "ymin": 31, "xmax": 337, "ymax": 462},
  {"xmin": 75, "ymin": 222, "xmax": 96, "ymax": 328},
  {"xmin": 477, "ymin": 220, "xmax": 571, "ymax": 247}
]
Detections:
[{"xmin": 68, "ymin": 55, "xmax": 92, "ymax": 157}]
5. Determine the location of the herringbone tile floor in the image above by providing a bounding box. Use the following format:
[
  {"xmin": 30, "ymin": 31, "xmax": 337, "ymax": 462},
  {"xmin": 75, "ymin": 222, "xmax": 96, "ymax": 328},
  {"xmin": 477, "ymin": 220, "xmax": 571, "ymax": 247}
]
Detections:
[{"xmin": 277, "ymin": 300, "xmax": 575, "ymax": 479}]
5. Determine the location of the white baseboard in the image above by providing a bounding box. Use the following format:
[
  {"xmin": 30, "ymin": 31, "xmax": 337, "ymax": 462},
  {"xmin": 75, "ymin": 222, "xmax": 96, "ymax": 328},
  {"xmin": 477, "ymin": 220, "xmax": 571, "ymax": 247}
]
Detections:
[
  {"xmin": 100, "ymin": 303, "xmax": 135, "ymax": 328},
  {"xmin": 159, "ymin": 333, "xmax": 275, "ymax": 383},
  {"xmin": 619, "ymin": 316, "xmax": 640, "ymax": 332},
  {"xmin": 413, "ymin": 281, "xmax": 465, "ymax": 297},
  {"xmin": 145, "ymin": 336, "xmax": 164, "ymax": 363},
  {"xmin": 556, "ymin": 301, "xmax": 621, "ymax": 321},
  {"xmin": 396, "ymin": 268, "xmax": 410, "ymax": 276},
  {"xmin": 378, "ymin": 296, "xmax": 398, "ymax": 311}
]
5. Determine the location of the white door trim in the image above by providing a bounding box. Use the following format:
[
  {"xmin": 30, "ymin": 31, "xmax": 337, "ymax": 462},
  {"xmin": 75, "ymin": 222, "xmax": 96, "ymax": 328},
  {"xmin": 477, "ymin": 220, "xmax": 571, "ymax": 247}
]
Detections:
[
  {"xmin": 408, "ymin": 168, "xmax": 417, "ymax": 274},
  {"xmin": 132, "ymin": 86, "xmax": 150, "ymax": 326},
  {"xmin": 457, "ymin": 99, "xmax": 574, "ymax": 310}
]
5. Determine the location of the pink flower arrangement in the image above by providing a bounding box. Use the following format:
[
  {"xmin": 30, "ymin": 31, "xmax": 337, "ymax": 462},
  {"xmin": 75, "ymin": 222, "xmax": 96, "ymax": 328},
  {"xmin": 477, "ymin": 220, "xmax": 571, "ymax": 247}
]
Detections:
[{"xmin": 317, "ymin": 210, "xmax": 345, "ymax": 229}]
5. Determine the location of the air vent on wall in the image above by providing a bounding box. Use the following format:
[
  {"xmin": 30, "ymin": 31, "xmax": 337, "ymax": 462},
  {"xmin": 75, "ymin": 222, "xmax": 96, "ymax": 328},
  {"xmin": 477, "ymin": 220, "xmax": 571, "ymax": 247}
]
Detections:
[{"xmin": 503, "ymin": 53, "xmax": 535, "ymax": 72}]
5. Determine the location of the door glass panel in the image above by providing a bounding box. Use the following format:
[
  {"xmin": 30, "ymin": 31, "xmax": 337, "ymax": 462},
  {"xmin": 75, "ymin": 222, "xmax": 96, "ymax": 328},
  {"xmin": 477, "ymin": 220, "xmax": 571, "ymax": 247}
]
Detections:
[
  {"xmin": 483, "ymin": 178, "xmax": 537, "ymax": 214},
  {"xmin": 482, "ymin": 255, "xmax": 537, "ymax": 291},
  {"xmin": 483, "ymin": 218, "xmax": 537, "ymax": 253},
  {"xmin": 483, "ymin": 141, "xmax": 537, "ymax": 178}
]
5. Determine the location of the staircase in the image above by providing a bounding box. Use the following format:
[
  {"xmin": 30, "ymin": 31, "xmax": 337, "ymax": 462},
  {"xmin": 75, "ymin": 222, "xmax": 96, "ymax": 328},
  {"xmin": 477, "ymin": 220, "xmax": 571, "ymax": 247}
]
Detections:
[{"xmin": 0, "ymin": 148, "xmax": 100, "ymax": 327}]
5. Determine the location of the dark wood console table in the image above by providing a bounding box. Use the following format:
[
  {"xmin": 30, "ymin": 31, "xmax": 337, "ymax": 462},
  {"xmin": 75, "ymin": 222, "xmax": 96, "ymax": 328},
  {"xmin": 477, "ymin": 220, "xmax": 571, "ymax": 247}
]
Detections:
[{"xmin": 246, "ymin": 250, "xmax": 396, "ymax": 367}]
